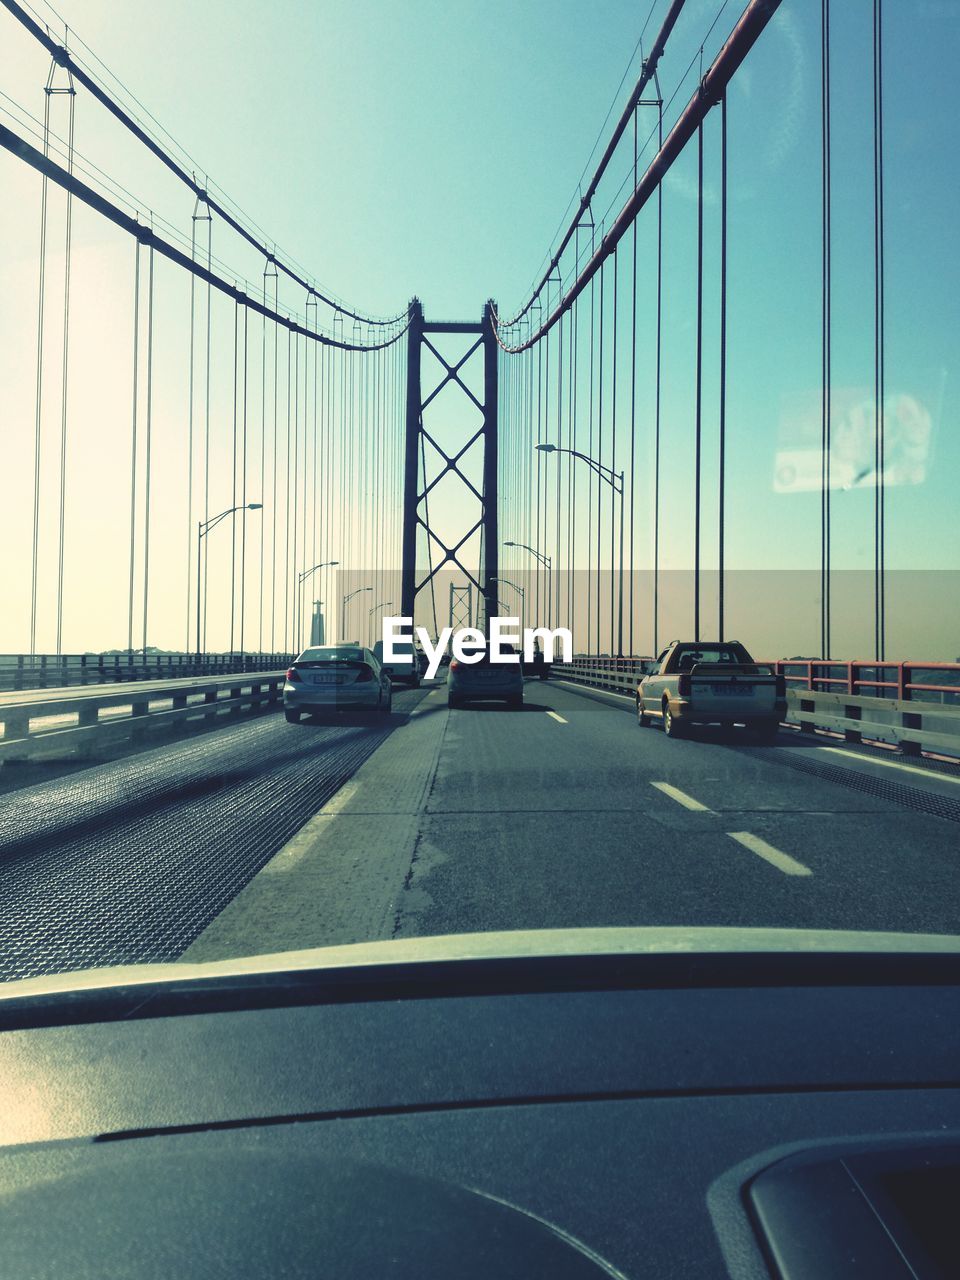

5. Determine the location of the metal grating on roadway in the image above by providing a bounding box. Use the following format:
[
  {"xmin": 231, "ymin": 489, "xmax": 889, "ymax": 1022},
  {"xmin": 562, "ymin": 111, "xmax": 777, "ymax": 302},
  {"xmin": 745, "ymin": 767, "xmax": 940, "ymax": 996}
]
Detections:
[
  {"xmin": 0, "ymin": 691, "xmax": 429, "ymax": 981},
  {"xmin": 767, "ymin": 751, "xmax": 960, "ymax": 826}
]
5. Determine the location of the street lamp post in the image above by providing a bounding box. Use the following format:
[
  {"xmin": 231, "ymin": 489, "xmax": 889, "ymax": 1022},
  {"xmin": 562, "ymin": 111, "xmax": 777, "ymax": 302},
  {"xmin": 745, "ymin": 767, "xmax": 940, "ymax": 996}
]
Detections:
[
  {"xmin": 297, "ymin": 560, "xmax": 339, "ymax": 650},
  {"xmin": 504, "ymin": 540, "xmax": 552, "ymax": 630},
  {"xmin": 341, "ymin": 586, "xmax": 372, "ymax": 644},
  {"xmin": 535, "ymin": 443, "xmax": 625, "ymax": 656},
  {"xmin": 368, "ymin": 601, "xmax": 393, "ymax": 648},
  {"xmin": 196, "ymin": 503, "xmax": 262, "ymax": 660},
  {"xmin": 490, "ymin": 577, "xmax": 526, "ymax": 637}
]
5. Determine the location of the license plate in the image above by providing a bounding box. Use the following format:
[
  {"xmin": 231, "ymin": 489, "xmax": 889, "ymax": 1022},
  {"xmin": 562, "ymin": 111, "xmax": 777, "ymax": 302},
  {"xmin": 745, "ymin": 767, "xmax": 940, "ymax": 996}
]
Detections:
[
  {"xmin": 712, "ymin": 683, "xmax": 754, "ymax": 697},
  {"xmin": 309, "ymin": 673, "xmax": 339, "ymax": 685}
]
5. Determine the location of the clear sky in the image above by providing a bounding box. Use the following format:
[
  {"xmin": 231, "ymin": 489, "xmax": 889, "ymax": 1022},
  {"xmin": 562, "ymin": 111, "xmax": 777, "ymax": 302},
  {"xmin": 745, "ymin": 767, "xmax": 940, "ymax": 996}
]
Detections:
[{"xmin": 1, "ymin": 0, "xmax": 957, "ymax": 658}]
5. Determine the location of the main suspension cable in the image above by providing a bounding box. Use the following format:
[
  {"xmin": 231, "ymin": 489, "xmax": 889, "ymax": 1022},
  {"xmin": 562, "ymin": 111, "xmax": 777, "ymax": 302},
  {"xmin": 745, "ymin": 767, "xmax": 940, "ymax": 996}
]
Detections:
[
  {"xmin": 493, "ymin": 0, "xmax": 782, "ymax": 354},
  {"xmin": 1, "ymin": 0, "xmax": 406, "ymax": 330},
  {"xmin": 499, "ymin": 0, "xmax": 686, "ymax": 331},
  {"xmin": 0, "ymin": 121, "xmax": 407, "ymax": 353}
]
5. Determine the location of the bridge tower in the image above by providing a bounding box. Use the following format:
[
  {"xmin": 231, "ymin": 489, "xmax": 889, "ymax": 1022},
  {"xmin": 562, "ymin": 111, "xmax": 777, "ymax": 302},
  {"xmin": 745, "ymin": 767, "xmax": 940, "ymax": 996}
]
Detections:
[{"xmin": 400, "ymin": 300, "xmax": 499, "ymax": 632}]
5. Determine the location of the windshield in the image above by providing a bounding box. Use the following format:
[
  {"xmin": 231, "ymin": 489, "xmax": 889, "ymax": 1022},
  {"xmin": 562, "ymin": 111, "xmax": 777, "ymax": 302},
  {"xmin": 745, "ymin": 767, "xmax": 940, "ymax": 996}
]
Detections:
[
  {"xmin": 0, "ymin": 0, "xmax": 957, "ymax": 992},
  {"xmin": 672, "ymin": 646, "xmax": 752, "ymax": 667},
  {"xmin": 297, "ymin": 648, "xmax": 366, "ymax": 664}
]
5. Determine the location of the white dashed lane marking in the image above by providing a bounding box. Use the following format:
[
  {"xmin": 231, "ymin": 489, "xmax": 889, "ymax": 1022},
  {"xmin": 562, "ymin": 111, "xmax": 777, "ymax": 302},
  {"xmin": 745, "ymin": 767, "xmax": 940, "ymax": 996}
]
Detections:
[
  {"xmin": 727, "ymin": 831, "xmax": 813, "ymax": 877},
  {"xmin": 650, "ymin": 781, "xmax": 712, "ymax": 812}
]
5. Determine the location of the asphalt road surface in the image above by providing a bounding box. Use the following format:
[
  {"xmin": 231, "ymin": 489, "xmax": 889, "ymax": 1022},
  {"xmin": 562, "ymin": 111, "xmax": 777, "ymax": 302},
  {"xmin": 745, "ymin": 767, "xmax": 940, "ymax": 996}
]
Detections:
[{"xmin": 2, "ymin": 678, "xmax": 959, "ymax": 980}]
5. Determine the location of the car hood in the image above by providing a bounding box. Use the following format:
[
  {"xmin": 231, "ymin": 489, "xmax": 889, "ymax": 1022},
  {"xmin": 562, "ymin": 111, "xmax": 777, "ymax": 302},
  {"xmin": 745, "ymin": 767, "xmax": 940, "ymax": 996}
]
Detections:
[{"xmin": 2, "ymin": 926, "xmax": 960, "ymax": 1005}]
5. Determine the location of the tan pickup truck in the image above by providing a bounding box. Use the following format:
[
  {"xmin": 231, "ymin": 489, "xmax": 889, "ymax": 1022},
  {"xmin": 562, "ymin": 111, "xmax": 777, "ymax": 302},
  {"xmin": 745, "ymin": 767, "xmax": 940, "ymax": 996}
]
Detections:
[{"xmin": 636, "ymin": 640, "xmax": 786, "ymax": 740}]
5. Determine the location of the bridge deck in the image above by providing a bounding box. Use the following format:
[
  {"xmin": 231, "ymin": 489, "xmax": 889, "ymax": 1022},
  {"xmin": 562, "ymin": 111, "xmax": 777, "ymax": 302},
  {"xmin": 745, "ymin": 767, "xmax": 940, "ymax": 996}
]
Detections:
[{"xmin": 2, "ymin": 675, "xmax": 955, "ymax": 982}]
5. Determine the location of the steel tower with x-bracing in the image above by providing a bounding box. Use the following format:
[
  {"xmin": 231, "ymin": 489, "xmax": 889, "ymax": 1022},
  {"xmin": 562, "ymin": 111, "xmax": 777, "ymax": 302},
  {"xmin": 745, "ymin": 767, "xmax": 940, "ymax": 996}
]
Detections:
[{"xmin": 400, "ymin": 300, "xmax": 499, "ymax": 631}]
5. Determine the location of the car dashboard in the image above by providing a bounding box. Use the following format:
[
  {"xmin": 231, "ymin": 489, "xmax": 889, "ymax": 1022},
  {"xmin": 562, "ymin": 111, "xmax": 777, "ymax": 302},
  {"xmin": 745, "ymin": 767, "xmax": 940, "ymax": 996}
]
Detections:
[{"xmin": 0, "ymin": 928, "xmax": 958, "ymax": 1279}]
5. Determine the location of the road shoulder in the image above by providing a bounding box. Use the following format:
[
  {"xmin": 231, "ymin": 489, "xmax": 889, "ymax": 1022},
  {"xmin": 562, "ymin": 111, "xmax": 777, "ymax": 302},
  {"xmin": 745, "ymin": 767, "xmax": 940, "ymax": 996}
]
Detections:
[{"xmin": 180, "ymin": 690, "xmax": 447, "ymax": 961}]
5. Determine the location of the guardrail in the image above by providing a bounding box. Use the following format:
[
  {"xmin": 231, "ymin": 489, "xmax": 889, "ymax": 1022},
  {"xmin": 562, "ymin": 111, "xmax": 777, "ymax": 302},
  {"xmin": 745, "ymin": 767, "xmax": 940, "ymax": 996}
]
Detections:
[
  {"xmin": 555, "ymin": 657, "xmax": 960, "ymax": 761},
  {"xmin": 0, "ymin": 653, "xmax": 294, "ymax": 692},
  {"xmin": 769, "ymin": 660, "xmax": 960, "ymax": 706},
  {"xmin": 557, "ymin": 657, "xmax": 652, "ymax": 695},
  {"xmin": 0, "ymin": 672, "xmax": 286, "ymax": 764}
]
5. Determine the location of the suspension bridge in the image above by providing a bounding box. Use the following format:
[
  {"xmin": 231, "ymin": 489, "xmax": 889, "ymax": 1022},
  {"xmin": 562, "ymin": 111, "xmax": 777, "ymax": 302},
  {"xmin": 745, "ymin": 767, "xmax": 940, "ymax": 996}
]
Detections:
[{"xmin": 0, "ymin": 0, "xmax": 958, "ymax": 980}]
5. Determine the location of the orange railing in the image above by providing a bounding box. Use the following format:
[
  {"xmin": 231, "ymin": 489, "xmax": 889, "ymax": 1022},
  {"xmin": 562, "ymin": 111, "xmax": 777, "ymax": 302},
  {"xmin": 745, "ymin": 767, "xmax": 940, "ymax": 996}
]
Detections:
[{"xmin": 765, "ymin": 661, "xmax": 960, "ymax": 706}]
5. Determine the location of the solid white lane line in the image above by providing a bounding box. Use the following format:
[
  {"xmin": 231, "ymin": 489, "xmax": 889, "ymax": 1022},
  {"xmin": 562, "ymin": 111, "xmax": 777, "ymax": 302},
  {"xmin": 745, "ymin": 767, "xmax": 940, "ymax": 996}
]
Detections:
[
  {"xmin": 727, "ymin": 831, "xmax": 812, "ymax": 877},
  {"xmin": 650, "ymin": 781, "xmax": 712, "ymax": 812},
  {"xmin": 818, "ymin": 745, "xmax": 960, "ymax": 785},
  {"xmin": 553, "ymin": 681, "xmax": 633, "ymax": 705},
  {"xmin": 547, "ymin": 711, "xmax": 568, "ymax": 724}
]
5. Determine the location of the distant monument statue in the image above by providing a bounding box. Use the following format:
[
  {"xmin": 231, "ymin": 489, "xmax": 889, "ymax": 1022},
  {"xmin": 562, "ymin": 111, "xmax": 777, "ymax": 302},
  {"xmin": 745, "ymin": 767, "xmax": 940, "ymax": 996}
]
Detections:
[{"xmin": 311, "ymin": 601, "xmax": 325, "ymax": 647}]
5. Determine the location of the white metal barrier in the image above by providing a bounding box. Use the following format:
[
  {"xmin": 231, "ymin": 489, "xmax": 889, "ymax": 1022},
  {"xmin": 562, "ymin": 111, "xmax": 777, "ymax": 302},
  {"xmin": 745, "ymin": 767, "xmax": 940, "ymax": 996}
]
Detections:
[
  {"xmin": 0, "ymin": 673, "xmax": 286, "ymax": 763},
  {"xmin": 786, "ymin": 689, "xmax": 960, "ymax": 759}
]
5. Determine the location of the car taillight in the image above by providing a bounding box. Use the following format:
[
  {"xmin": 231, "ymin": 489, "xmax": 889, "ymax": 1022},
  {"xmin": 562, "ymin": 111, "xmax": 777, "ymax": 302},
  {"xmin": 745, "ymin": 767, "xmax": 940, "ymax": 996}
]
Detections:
[
  {"xmin": 286, "ymin": 666, "xmax": 301, "ymax": 682},
  {"xmin": 355, "ymin": 665, "xmax": 375, "ymax": 682},
  {"xmin": 449, "ymin": 660, "xmax": 460, "ymax": 670},
  {"xmin": 677, "ymin": 673, "xmax": 691, "ymax": 697}
]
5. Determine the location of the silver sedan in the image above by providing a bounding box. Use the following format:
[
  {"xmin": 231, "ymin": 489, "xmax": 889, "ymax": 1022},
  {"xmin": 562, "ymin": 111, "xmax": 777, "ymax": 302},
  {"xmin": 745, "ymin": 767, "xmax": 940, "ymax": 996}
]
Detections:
[
  {"xmin": 447, "ymin": 645, "xmax": 524, "ymax": 709},
  {"xmin": 283, "ymin": 646, "xmax": 393, "ymax": 723}
]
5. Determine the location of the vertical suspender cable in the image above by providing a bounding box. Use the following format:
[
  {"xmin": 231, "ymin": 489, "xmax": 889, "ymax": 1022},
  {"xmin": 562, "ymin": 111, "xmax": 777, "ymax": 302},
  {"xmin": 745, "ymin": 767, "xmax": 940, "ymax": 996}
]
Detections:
[
  {"xmin": 873, "ymin": 0, "xmax": 885, "ymax": 661},
  {"xmin": 556, "ymin": 307, "xmax": 563, "ymax": 630},
  {"xmin": 611, "ymin": 250, "xmax": 618, "ymax": 654},
  {"xmin": 30, "ymin": 78, "xmax": 52, "ymax": 657},
  {"xmin": 374, "ymin": 348, "xmax": 381, "ymax": 615},
  {"xmin": 303, "ymin": 330, "xmax": 309, "ymax": 640},
  {"xmin": 380, "ymin": 348, "xmax": 387, "ymax": 612},
  {"xmin": 240, "ymin": 304, "xmax": 249, "ymax": 656},
  {"xmin": 653, "ymin": 102, "xmax": 663, "ymax": 658},
  {"xmin": 304, "ymin": 328, "xmax": 310, "ymax": 642},
  {"xmin": 230, "ymin": 297, "xmax": 238, "ymax": 656},
  {"xmin": 185, "ymin": 204, "xmax": 200, "ymax": 652},
  {"xmin": 352, "ymin": 336, "xmax": 357, "ymax": 625},
  {"xmin": 568, "ymin": 293, "xmax": 576, "ymax": 638},
  {"xmin": 535, "ymin": 331, "xmax": 542, "ymax": 623},
  {"xmin": 291, "ymin": 331, "xmax": 299, "ymax": 648},
  {"xmin": 821, "ymin": 0, "xmax": 832, "ymax": 661},
  {"xmin": 629, "ymin": 105, "xmax": 638, "ymax": 658},
  {"xmin": 258, "ymin": 263, "xmax": 269, "ymax": 653},
  {"xmin": 694, "ymin": 116, "xmax": 704, "ymax": 645},
  {"xmin": 127, "ymin": 241, "xmax": 140, "ymax": 656},
  {"xmin": 310, "ymin": 302, "xmax": 318, "ymax": 626},
  {"xmin": 271, "ymin": 297, "xmax": 280, "ymax": 651},
  {"xmin": 202, "ymin": 209, "xmax": 212, "ymax": 653},
  {"xmin": 141, "ymin": 243, "xmax": 154, "ymax": 656},
  {"xmin": 326, "ymin": 343, "xmax": 334, "ymax": 634},
  {"xmin": 343, "ymin": 343, "xmax": 350, "ymax": 637},
  {"xmin": 284, "ymin": 329, "xmax": 293, "ymax": 653},
  {"xmin": 543, "ymin": 299, "xmax": 550, "ymax": 627},
  {"xmin": 587, "ymin": 255, "xmax": 595, "ymax": 651},
  {"xmin": 359, "ymin": 345, "xmax": 365, "ymax": 627},
  {"xmin": 55, "ymin": 77, "xmax": 75, "ymax": 655},
  {"xmin": 718, "ymin": 91, "xmax": 728, "ymax": 643},
  {"xmin": 596, "ymin": 262, "xmax": 605, "ymax": 655}
]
